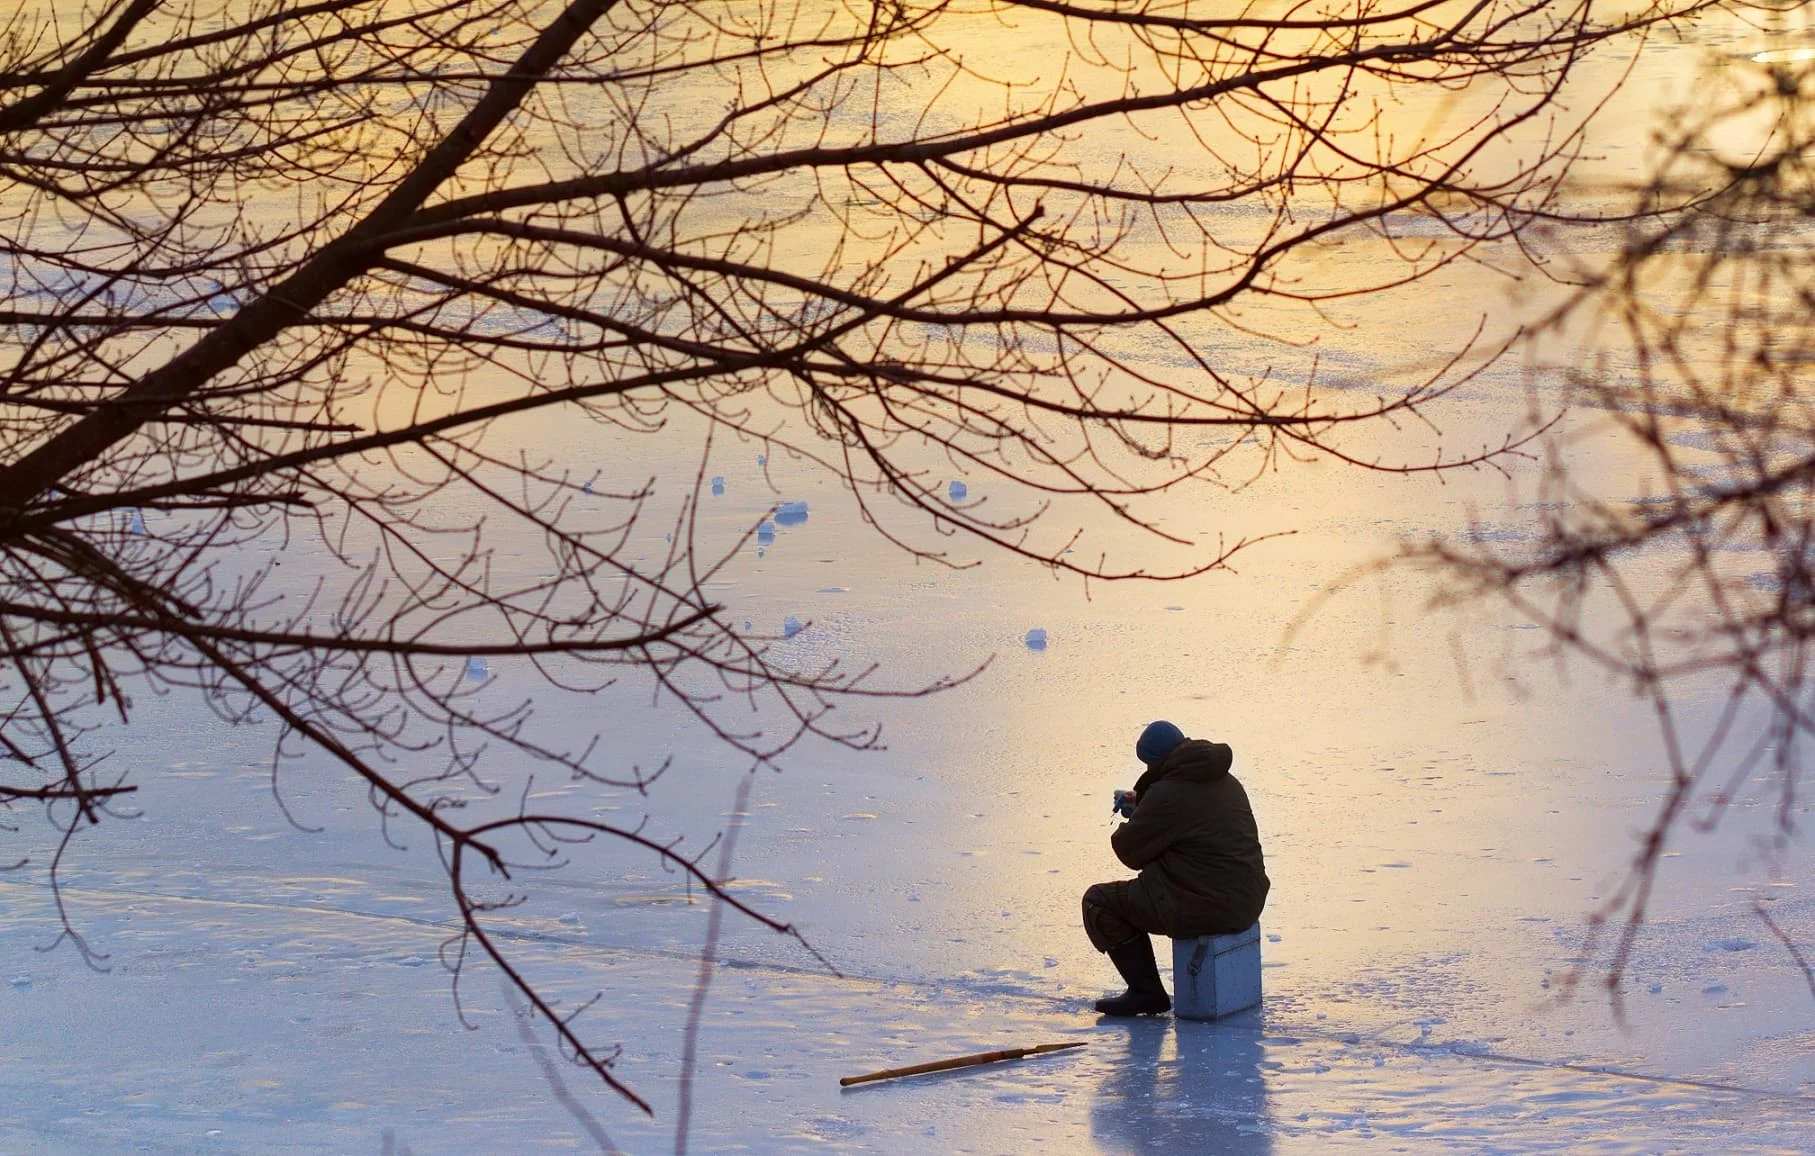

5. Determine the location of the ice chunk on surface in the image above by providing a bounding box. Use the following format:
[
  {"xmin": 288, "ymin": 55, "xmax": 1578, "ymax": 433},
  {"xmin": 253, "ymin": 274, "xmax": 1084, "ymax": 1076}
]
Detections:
[{"xmin": 1024, "ymin": 628, "xmax": 1047, "ymax": 650}]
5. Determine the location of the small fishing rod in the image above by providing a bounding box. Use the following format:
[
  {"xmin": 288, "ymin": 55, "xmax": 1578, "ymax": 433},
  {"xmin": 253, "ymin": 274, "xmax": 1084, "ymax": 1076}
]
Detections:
[{"xmin": 840, "ymin": 1041, "xmax": 1088, "ymax": 1087}]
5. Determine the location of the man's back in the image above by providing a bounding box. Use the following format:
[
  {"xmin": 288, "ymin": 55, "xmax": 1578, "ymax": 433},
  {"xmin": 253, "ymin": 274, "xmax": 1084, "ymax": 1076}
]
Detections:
[{"xmin": 1111, "ymin": 739, "xmax": 1269, "ymax": 936}]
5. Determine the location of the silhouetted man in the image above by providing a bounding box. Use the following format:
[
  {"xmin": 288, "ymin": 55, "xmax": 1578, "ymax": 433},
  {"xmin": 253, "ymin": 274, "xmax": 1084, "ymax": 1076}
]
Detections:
[{"xmin": 1084, "ymin": 721, "xmax": 1269, "ymax": 1016}]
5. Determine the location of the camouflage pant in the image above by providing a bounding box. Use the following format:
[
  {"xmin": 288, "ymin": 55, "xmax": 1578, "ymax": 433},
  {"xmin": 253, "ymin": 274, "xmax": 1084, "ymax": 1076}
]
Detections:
[{"xmin": 1082, "ymin": 880, "xmax": 1160, "ymax": 953}]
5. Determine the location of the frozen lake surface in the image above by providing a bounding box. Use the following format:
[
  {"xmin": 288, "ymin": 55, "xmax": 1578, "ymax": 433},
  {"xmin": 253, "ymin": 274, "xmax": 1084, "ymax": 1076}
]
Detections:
[{"xmin": 5, "ymin": 369, "xmax": 1815, "ymax": 1153}]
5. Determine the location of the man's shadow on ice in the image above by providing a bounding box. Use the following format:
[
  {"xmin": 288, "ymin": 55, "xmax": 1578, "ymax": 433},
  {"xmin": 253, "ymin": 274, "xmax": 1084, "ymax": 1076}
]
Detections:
[{"xmin": 1088, "ymin": 1012, "xmax": 1274, "ymax": 1155}]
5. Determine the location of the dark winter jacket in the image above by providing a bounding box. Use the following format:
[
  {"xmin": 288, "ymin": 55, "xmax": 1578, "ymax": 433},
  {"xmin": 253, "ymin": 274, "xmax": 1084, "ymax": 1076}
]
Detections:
[{"xmin": 1111, "ymin": 739, "xmax": 1269, "ymax": 937}]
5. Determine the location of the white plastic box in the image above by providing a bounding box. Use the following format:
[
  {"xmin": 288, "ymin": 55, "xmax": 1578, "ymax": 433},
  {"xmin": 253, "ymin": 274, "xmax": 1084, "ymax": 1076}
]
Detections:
[{"xmin": 1171, "ymin": 923, "xmax": 1262, "ymax": 1019}]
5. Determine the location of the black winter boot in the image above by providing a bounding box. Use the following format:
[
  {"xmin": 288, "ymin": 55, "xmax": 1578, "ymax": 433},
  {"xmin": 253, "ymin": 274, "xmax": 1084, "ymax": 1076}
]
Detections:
[{"xmin": 1095, "ymin": 936, "xmax": 1171, "ymax": 1016}]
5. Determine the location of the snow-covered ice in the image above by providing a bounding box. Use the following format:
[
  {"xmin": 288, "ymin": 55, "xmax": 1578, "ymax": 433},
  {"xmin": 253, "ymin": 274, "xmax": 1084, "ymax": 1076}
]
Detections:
[{"xmin": 8, "ymin": 419, "xmax": 1813, "ymax": 1152}]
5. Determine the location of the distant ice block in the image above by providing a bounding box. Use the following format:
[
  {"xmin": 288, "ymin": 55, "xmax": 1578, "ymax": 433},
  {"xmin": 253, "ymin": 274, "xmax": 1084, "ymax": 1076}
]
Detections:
[
  {"xmin": 757, "ymin": 453, "xmax": 767, "ymax": 466},
  {"xmin": 582, "ymin": 480, "xmax": 593, "ymax": 495},
  {"xmin": 1172, "ymin": 924, "xmax": 1262, "ymax": 1020},
  {"xmin": 464, "ymin": 656, "xmax": 488, "ymax": 681},
  {"xmin": 756, "ymin": 521, "xmax": 776, "ymax": 544},
  {"xmin": 775, "ymin": 500, "xmax": 809, "ymax": 526},
  {"xmin": 710, "ymin": 476, "xmax": 725, "ymax": 496},
  {"xmin": 783, "ymin": 615, "xmax": 804, "ymax": 638},
  {"xmin": 127, "ymin": 509, "xmax": 145, "ymax": 535},
  {"xmin": 1024, "ymin": 628, "xmax": 1047, "ymax": 650},
  {"xmin": 948, "ymin": 480, "xmax": 968, "ymax": 501}
]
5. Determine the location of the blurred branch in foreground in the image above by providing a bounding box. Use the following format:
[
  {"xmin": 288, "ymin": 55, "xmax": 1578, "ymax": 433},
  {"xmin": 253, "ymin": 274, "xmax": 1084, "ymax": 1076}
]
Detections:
[{"xmin": 1420, "ymin": 25, "xmax": 1815, "ymax": 1007}]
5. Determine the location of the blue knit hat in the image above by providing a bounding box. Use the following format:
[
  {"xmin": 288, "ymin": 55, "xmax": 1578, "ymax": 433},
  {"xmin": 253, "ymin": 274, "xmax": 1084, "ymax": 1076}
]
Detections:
[{"xmin": 1136, "ymin": 720, "xmax": 1186, "ymax": 767}]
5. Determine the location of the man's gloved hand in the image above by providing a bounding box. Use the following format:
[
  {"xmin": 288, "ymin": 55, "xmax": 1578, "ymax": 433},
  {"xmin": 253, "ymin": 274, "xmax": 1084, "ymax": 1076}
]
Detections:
[{"xmin": 1112, "ymin": 788, "xmax": 1138, "ymax": 818}]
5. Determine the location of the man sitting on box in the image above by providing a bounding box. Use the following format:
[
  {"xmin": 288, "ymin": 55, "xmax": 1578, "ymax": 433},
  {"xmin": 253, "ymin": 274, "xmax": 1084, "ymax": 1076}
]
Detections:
[{"xmin": 1084, "ymin": 720, "xmax": 1270, "ymax": 1016}]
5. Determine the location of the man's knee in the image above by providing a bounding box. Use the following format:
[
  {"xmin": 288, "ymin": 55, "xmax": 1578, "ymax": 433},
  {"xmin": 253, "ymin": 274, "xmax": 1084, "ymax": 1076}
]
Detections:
[
  {"xmin": 1082, "ymin": 881, "xmax": 1140, "ymax": 953},
  {"xmin": 1082, "ymin": 882, "xmax": 1118, "ymax": 911},
  {"xmin": 1082, "ymin": 882, "xmax": 1126, "ymax": 926}
]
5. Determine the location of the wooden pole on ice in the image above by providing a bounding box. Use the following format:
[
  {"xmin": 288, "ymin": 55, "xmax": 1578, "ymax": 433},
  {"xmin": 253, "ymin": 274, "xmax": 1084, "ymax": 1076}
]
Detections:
[{"xmin": 839, "ymin": 1041, "xmax": 1087, "ymax": 1087}]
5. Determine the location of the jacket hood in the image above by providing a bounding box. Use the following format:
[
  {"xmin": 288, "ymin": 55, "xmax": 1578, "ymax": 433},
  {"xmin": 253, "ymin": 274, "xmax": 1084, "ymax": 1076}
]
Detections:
[{"xmin": 1132, "ymin": 738, "xmax": 1232, "ymax": 794}]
